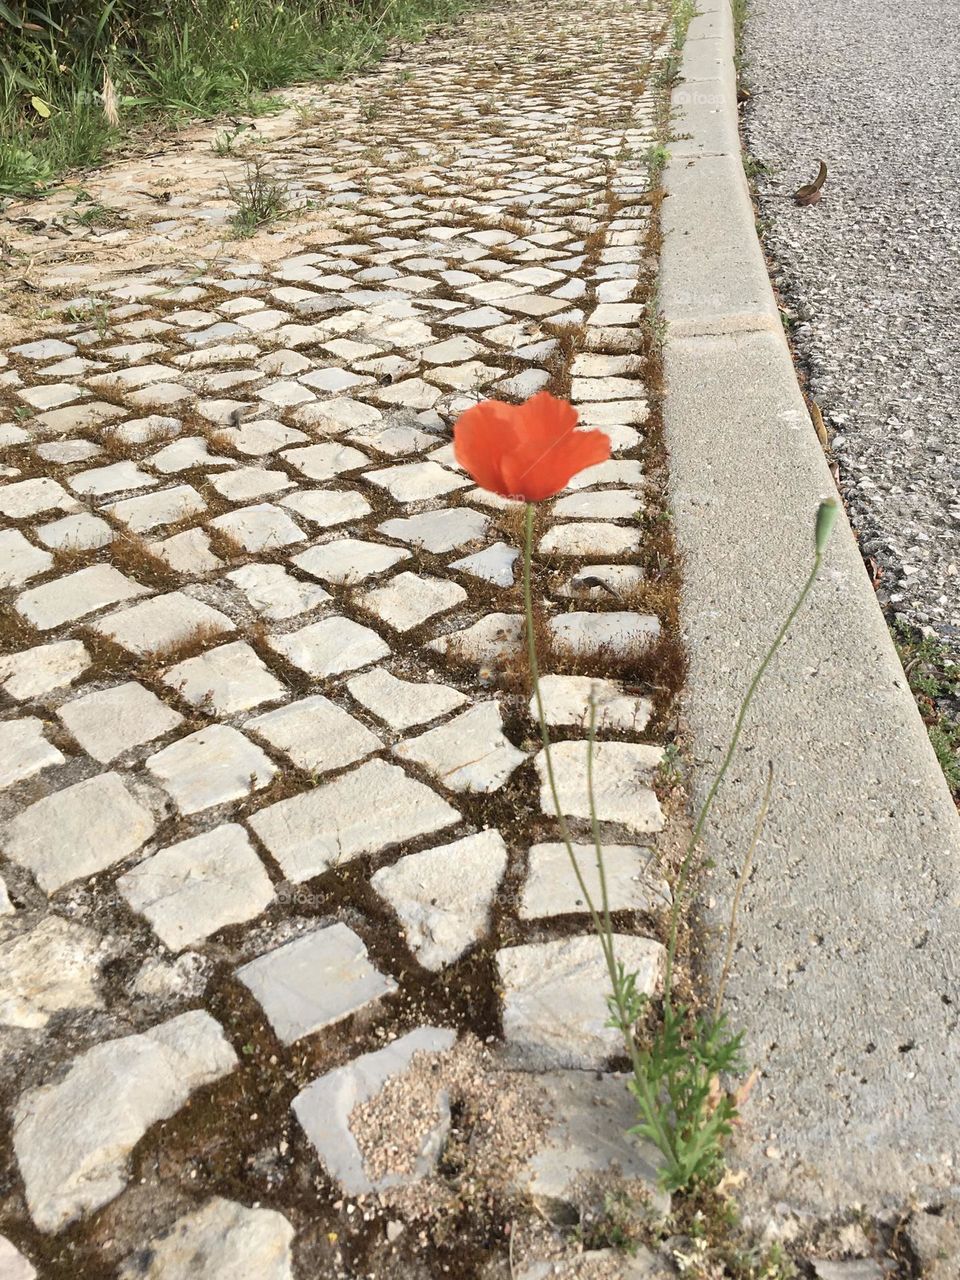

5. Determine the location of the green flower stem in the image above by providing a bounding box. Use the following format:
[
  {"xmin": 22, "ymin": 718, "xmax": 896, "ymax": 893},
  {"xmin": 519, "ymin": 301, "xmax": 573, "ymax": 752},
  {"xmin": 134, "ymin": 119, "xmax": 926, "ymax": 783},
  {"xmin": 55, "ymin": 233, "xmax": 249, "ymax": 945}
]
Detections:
[{"xmin": 522, "ymin": 501, "xmax": 676, "ymax": 1167}]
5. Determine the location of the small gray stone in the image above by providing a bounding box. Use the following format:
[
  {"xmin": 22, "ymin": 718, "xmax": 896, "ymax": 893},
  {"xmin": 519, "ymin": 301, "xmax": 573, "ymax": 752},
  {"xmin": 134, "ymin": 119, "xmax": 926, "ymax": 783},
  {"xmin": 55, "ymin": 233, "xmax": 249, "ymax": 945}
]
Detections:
[
  {"xmin": 280, "ymin": 488, "xmax": 371, "ymax": 528},
  {"xmin": 118, "ymin": 824, "xmax": 274, "ymax": 951},
  {"xmin": 0, "ymin": 477, "xmax": 76, "ymax": 520},
  {"xmin": 58, "ymin": 681, "xmax": 182, "ymax": 762},
  {"xmin": 371, "ymin": 830, "xmax": 507, "ymax": 970},
  {"xmin": 104, "ymin": 485, "xmax": 207, "ymax": 534},
  {"xmin": 292, "ymin": 1025, "xmax": 456, "ymax": 1194},
  {"xmin": 238, "ymin": 923, "xmax": 396, "ymax": 1043},
  {"xmin": 540, "ymin": 522, "xmax": 642, "ymax": 557},
  {"xmin": 147, "ymin": 725, "xmax": 275, "ymax": 815},
  {"xmin": 248, "ymin": 758, "xmax": 460, "ymax": 883},
  {"xmin": 450, "ymin": 541, "xmax": 518, "ymax": 586},
  {"xmin": 2, "ymin": 772, "xmax": 156, "ymax": 894},
  {"xmin": 117, "ymin": 1197, "xmax": 295, "ymax": 1280},
  {"xmin": 428, "ymin": 612, "xmax": 524, "ymax": 664},
  {"xmin": 549, "ymin": 611, "xmax": 660, "ymax": 657},
  {"xmin": 13, "ymin": 1009, "xmax": 236, "ymax": 1231},
  {"xmin": 498, "ymin": 935, "xmax": 665, "ymax": 1068},
  {"xmin": 34, "ymin": 513, "xmax": 113, "ymax": 552},
  {"xmin": 378, "ymin": 507, "xmax": 488, "ymax": 553},
  {"xmin": 811, "ymin": 1264, "xmax": 886, "ymax": 1280}
]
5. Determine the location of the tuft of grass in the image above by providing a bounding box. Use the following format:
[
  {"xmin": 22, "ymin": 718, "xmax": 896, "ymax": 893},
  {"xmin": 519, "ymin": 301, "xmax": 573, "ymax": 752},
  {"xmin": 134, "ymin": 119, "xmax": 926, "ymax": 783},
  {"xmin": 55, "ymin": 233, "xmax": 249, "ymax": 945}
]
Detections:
[
  {"xmin": 894, "ymin": 622, "xmax": 960, "ymax": 803},
  {"xmin": 226, "ymin": 158, "xmax": 290, "ymax": 238},
  {"xmin": 0, "ymin": 0, "xmax": 476, "ymax": 197}
]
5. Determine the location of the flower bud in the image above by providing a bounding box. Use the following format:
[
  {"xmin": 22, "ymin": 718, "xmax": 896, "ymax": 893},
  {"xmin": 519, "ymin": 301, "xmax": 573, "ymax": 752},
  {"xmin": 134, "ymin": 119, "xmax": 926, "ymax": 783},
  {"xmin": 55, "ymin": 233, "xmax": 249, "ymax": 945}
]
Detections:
[{"xmin": 814, "ymin": 497, "xmax": 839, "ymax": 555}]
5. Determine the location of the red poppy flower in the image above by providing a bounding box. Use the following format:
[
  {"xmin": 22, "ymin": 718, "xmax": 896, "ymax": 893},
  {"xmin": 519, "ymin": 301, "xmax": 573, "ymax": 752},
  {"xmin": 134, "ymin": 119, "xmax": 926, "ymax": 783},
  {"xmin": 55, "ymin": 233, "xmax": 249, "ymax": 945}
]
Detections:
[{"xmin": 452, "ymin": 391, "xmax": 611, "ymax": 502}]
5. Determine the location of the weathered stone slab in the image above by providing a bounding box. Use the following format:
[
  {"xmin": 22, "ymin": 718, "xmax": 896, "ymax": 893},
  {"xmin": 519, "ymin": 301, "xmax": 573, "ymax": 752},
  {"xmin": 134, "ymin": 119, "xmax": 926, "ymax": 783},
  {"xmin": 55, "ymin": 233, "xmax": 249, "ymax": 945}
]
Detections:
[
  {"xmin": 360, "ymin": 571, "xmax": 466, "ymax": 632},
  {"xmin": 534, "ymin": 741, "xmax": 664, "ymax": 833},
  {"xmin": 226, "ymin": 562, "xmax": 330, "ymax": 620},
  {"xmin": 292, "ymin": 538, "xmax": 408, "ymax": 585},
  {"xmin": 146, "ymin": 722, "xmax": 274, "ymax": 814},
  {"xmin": 162, "ymin": 641, "xmax": 285, "ymax": 715},
  {"xmin": 0, "ymin": 530, "xmax": 53, "ymax": 589},
  {"xmin": 118, "ymin": 824, "xmax": 274, "ymax": 951},
  {"xmin": 371, "ymin": 830, "xmax": 507, "ymax": 970},
  {"xmin": 0, "ymin": 641, "xmax": 90, "ymax": 702},
  {"xmin": 520, "ymin": 843, "xmax": 670, "ymax": 920},
  {"xmin": 0, "ymin": 719, "xmax": 64, "ymax": 790},
  {"xmin": 428, "ymin": 613, "xmax": 524, "ymax": 663},
  {"xmin": 532, "ymin": 674, "xmax": 652, "ymax": 732},
  {"xmin": 498, "ymin": 935, "xmax": 664, "ymax": 1068},
  {"xmin": 0, "ymin": 915, "xmax": 104, "ymax": 1029},
  {"xmin": 247, "ymin": 694, "xmax": 381, "ymax": 775},
  {"xmin": 238, "ymin": 923, "xmax": 396, "ymax": 1043},
  {"xmin": 346, "ymin": 668, "xmax": 467, "ymax": 731},
  {"xmin": 267, "ymin": 615, "xmax": 389, "ymax": 678},
  {"xmin": 377, "ymin": 507, "xmax": 488, "ymax": 553},
  {"xmin": 2, "ymin": 772, "xmax": 156, "ymax": 893},
  {"xmin": 117, "ymin": 1198, "xmax": 295, "ymax": 1280},
  {"xmin": 248, "ymin": 758, "xmax": 460, "ymax": 883},
  {"xmin": 58, "ymin": 681, "xmax": 182, "ymax": 762},
  {"xmin": 548, "ymin": 611, "xmax": 660, "ymax": 657},
  {"xmin": 17, "ymin": 565, "xmax": 150, "ymax": 631},
  {"xmin": 92, "ymin": 592, "xmax": 234, "ymax": 657},
  {"xmin": 13, "ymin": 1010, "xmax": 236, "ymax": 1231},
  {"xmin": 292, "ymin": 1026, "xmax": 456, "ymax": 1194},
  {"xmin": 395, "ymin": 701, "xmax": 526, "ymax": 793}
]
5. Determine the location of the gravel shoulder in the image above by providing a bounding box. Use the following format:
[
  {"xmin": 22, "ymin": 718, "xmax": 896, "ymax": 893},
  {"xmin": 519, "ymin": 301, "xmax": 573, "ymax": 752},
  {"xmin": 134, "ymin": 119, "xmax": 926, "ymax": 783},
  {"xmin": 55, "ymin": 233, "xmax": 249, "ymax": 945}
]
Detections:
[{"xmin": 741, "ymin": 0, "xmax": 960, "ymax": 651}]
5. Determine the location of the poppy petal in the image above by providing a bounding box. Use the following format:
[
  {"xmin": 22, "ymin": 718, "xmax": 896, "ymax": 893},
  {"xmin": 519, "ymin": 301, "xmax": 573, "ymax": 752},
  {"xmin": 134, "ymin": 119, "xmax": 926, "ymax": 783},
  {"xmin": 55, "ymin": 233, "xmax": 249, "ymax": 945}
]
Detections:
[
  {"xmin": 500, "ymin": 392, "xmax": 610, "ymax": 500},
  {"xmin": 452, "ymin": 399, "xmax": 518, "ymax": 496}
]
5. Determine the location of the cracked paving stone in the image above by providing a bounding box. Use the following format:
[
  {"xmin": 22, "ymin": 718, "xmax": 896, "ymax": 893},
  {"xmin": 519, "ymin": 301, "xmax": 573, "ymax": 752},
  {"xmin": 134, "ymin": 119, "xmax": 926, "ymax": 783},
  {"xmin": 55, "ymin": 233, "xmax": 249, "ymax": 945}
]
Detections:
[
  {"xmin": 371, "ymin": 829, "xmax": 507, "ymax": 971},
  {"xmin": 16, "ymin": 564, "xmax": 150, "ymax": 631},
  {"xmin": 0, "ymin": 531, "xmax": 54, "ymax": 589},
  {"xmin": 147, "ymin": 725, "xmax": 275, "ymax": 815},
  {"xmin": 534, "ymin": 741, "xmax": 664, "ymax": 833},
  {"xmin": 0, "ymin": 915, "xmax": 105, "ymax": 1029},
  {"xmin": 346, "ymin": 667, "xmax": 468, "ymax": 731},
  {"xmin": 162, "ymin": 640, "xmax": 286, "ymax": 715},
  {"xmin": 267, "ymin": 614, "xmax": 389, "ymax": 678},
  {"xmin": 1, "ymin": 772, "xmax": 156, "ymax": 894},
  {"xmin": 365, "ymin": 460, "xmax": 471, "ymax": 503},
  {"xmin": 118, "ymin": 824, "xmax": 275, "ymax": 951},
  {"xmin": 57, "ymin": 681, "xmax": 183, "ymax": 763},
  {"xmin": 293, "ymin": 1026, "xmax": 456, "ymax": 1195},
  {"xmin": 0, "ymin": 640, "xmax": 91, "ymax": 702},
  {"xmin": 247, "ymin": 694, "xmax": 382, "ymax": 774},
  {"xmin": 117, "ymin": 1197, "xmax": 295, "ymax": 1280},
  {"xmin": 238, "ymin": 923, "xmax": 397, "ymax": 1044},
  {"xmin": 281, "ymin": 441, "xmax": 369, "ymax": 481},
  {"xmin": 532, "ymin": 674, "xmax": 652, "ymax": 732},
  {"xmin": 226, "ymin": 562, "xmax": 330, "ymax": 619},
  {"xmin": 377, "ymin": 506, "xmax": 488, "ymax": 553},
  {"xmin": 394, "ymin": 701, "xmax": 526, "ymax": 793},
  {"xmin": 498, "ymin": 935, "xmax": 665, "ymax": 1069},
  {"xmin": 520, "ymin": 843, "xmax": 670, "ymax": 920},
  {"xmin": 104, "ymin": 484, "xmax": 207, "ymax": 533},
  {"xmin": 248, "ymin": 758, "xmax": 460, "ymax": 883},
  {"xmin": 292, "ymin": 537, "xmax": 409, "ymax": 585},
  {"xmin": 0, "ymin": 718, "xmax": 65, "ymax": 789},
  {"xmin": 549, "ymin": 610, "xmax": 660, "ymax": 656},
  {"xmin": 359, "ymin": 571, "xmax": 467, "ymax": 632},
  {"xmin": 208, "ymin": 502, "xmax": 306, "ymax": 553},
  {"xmin": 12, "ymin": 1009, "xmax": 235, "ymax": 1232},
  {"xmin": 91, "ymin": 591, "xmax": 234, "ymax": 657}
]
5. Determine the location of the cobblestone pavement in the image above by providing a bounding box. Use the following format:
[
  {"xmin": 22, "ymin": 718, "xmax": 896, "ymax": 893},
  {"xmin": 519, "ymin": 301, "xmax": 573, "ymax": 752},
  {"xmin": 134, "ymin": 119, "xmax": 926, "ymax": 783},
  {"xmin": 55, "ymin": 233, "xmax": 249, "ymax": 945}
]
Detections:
[
  {"xmin": 0, "ymin": 2, "xmax": 681, "ymax": 1275},
  {"xmin": 742, "ymin": 0, "xmax": 960, "ymax": 650}
]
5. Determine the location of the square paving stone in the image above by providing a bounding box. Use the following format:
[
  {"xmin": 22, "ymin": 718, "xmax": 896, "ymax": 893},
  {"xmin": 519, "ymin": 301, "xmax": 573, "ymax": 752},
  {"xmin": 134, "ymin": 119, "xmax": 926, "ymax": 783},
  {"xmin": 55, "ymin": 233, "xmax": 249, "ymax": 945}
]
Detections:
[
  {"xmin": 147, "ymin": 725, "xmax": 275, "ymax": 815},
  {"xmin": 246, "ymin": 694, "xmax": 381, "ymax": 775},
  {"xmin": 534, "ymin": 741, "xmax": 664, "ymax": 834},
  {"xmin": 279, "ymin": 489, "xmax": 371, "ymax": 528},
  {"xmin": 68, "ymin": 461, "xmax": 158, "ymax": 498},
  {"xmin": 34, "ymin": 514, "xmax": 113, "ymax": 553},
  {"xmin": 118, "ymin": 823, "xmax": 274, "ymax": 951},
  {"xmin": 0, "ymin": 530, "xmax": 54, "ymax": 589},
  {"xmin": 226, "ymin": 563, "xmax": 330, "ymax": 620},
  {"xmin": 519, "ymin": 843, "xmax": 670, "ymax": 920},
  {"xmin": 92, "ymin": 592, "xmax": 234, "ymax": 657},
  {"xmin": 531, "ymin": 674, "xmax": 652, "ymax": 732},
  {"xmin": 0, "ymin": 478, "xmax": 77, "ymax": 520},
  {"xmin": 16, "ymin": 565, "xmax": 150, "ymax": 631},
  {"xmin": 539, "ymin": 522, "xmax": 642, "ymax": 557},
  {"xmin": 1, "ymin": 772, "xmax": 157, "ymax": 893},
  {"xmin": 547, "ymin": 610, "xmax": 659, "ymax": 657},
  {"xmin": 292, "ymin": 538, "xmax": 409, "ymax": 585},
  {"xmin": 208, "ymin": 503, "xmax": 306, "ymax": 554},
  {"xmin": 208, "ymin": 469, "xmax": 294, "ymax": 504},
  {"xmin": 364, "ymin": 461, "xmax": 471, "ymax": 504},
  {"xmin": 346, "ymin": 668, "xmax": 467, "ymax": 732},
  {"xmin": 58, "ymin": 681, "xmax": 183, "ymax": 762},
  {"xmin": 237, "ymin": 923, "xmax": 396, "ymax": 1044},
  {"xmin": 248, "ymin": 758, "xmax": 460, "ymax": 883},
  {"xmin": 0, "ymin": 718, "xmax": 65, "ymax": 790},
  {"xmin": 281, "ymin": 443, "xmax": 369, "ymax": 481},
  {"xmin": 103, "ymin": 485, "xmax": 207, "ymax": 534},
  {"xmin": 359, "ymin": 572, "xmax": 466, "ymax": 632},
  {"xmin": 162, "ymin": 641, "xmax": 286, "ymax": 715},
  {"xmin": 394, "ymin": 701, "xmax": 526, "ymax": 794},
  {"xmin": 268, "ymin": 617, "xmax": 389, "ymax": 679},
  {"xmin": 0, "ymin": 641, "xmax": 91, "ymax": 702}
]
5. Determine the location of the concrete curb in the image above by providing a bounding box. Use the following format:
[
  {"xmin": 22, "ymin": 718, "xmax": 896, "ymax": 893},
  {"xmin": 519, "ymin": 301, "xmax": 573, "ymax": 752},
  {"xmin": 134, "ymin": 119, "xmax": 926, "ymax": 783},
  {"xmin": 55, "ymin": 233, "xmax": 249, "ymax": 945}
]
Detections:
[{"xmin": 660, "ymin": 0, "xmax": 960, "ymax": 1223}]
